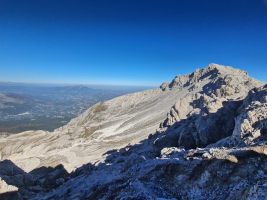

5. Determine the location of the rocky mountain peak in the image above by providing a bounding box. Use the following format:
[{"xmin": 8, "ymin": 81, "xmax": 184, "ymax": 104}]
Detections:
[
  {"xmin": 157, "ymin": 64, "xmax": 264, "ymax": 150},
  {"xmin": 160, "ymin": 63, "xmax": 262, "ymax": 97}
]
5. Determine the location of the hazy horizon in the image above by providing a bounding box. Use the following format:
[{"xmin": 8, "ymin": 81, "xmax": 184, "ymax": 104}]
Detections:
[{"xmin": 0, "ymin": 80, "xmax": 155, "ymax": 89}]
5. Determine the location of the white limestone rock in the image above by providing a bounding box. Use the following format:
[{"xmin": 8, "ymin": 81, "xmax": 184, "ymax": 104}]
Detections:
[{"xmin": 0, "ymin": 178, "xmax": 18, "ymax": 194}]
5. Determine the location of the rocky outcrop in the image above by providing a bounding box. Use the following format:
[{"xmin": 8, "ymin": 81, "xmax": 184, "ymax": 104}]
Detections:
[
  {"xmin": 232, "ymin": 85, "xmax": 267, "ymax": 145},
  {"xmin": 156, "ymin": 94, "xmax": 242, "ymax": 149},
  {"xmin": 162, "ymin": 64, "xmax": 261, "ymax": 128},
  {"xmin": 160, "ymin": 82, "xmax": 169, "ymax": 91},
  {"xmin": 156, "ymin": 64, "xmax": 262, "ymax": 150}
]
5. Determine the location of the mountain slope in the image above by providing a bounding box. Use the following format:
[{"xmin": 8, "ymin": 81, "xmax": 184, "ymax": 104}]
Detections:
[{"xmin": 0, "ymin": 63, "xmax": 266, "ymax": 199}]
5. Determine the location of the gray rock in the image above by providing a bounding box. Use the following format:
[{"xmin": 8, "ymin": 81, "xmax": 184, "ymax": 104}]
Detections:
[{"xmin": 160, "ymin": 82, "xmax": 169, "ymax": 91}]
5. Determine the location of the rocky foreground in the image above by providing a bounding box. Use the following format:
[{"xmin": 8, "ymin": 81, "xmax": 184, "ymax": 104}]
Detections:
[{"xmin": 0, "ymin": 64, "xmax": 267, "ymax": 199}]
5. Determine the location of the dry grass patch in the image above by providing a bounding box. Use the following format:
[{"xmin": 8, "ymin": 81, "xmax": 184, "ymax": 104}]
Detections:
[
  {"xmin": 94, "ymin": 103, "xmax": 108, "ymax": 113},
  {"xmin": 81, "ymin": 126, "xmax": 102, "ymax": 138}
]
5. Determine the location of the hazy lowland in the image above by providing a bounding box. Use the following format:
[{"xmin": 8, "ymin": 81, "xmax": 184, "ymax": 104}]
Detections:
[{"xmin": 0, "ymin": 82, "xmax": 149, "ymax": 134}]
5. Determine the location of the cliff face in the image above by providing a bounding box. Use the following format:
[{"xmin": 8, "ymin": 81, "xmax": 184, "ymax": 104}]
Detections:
[{"xmin": 0, "ymin": 64, "xmax": 267, "ymax": 200}]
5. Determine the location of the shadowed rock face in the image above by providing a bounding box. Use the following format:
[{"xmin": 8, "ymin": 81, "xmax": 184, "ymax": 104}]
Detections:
[
  {"xmin": 156, "ymin": 99, "xmax": 242, "ymax": 150},
  {"xmin": 156, "ymin": 85, "xmax": 267, "ymax": 149},
  {"xmin": 0, "ymin": 64, "xmax": 267, "ymax": 199}
]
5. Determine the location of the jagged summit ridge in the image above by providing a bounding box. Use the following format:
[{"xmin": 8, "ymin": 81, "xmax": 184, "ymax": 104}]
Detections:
[{"xmin": 161, "ymin": 63, "xmax": 261, "ymax": 96}]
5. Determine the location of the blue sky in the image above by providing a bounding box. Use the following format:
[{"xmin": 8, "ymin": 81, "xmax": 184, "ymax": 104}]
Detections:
[{"xmin": 0, "ymin": 0, "xmax": 267, "ymax": 86}]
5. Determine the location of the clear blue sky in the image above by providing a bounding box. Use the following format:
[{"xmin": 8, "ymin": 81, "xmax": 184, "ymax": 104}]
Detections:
[{"xmin": 0, "ymin": 0, "xmax": 267, "ymax": 86}]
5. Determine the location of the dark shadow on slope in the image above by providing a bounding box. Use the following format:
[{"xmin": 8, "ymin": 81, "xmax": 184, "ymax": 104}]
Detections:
[
  {"xmin": 184, "ymin": 68, "xmax": 221, "ymax": 88},
  {"xmin": 200, "ymin": 77, "xmax": 225, "ymax": 96},
  {"xmin": 0, "ymin": 191, "xmax": 20, "ymax": 200},
  {"xmin": 0, "ymin": 160, "xmax": 69, "ymax": 199},
  {"xmin": 157, "ymin": 99, "xmax": 243, "ymax": 150}
]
